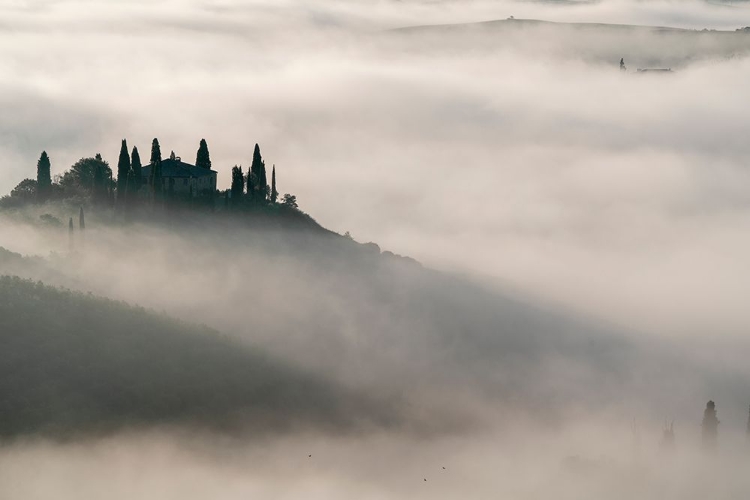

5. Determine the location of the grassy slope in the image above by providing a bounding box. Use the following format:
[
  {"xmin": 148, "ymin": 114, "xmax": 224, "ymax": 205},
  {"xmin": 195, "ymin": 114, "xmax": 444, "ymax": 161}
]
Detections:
[{"xmin": 0, "ymin": 276, "xmax": 372, "ymax": 440}]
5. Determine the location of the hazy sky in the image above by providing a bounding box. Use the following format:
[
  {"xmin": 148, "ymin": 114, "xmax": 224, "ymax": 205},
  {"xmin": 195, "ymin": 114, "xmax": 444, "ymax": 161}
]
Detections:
[{"xmin": 2, "ymin": 0, "xmax": 750, "ymax": 338}]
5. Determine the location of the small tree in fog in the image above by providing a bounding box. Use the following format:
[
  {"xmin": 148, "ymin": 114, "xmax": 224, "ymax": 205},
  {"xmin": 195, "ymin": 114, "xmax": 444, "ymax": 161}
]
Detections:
[
  {"xmin": 79, "ymin": 206, "xmax": 85, "ymax": 230},
  {"xmin": 701, "ymin": 400, "xmax": 719, "ymax": 450},
  {"xmin": 661, "ymin": 421, "xmax": 675, "ymax": 450},
  {"xmin": 68, "ymin": 217, "xmax": 74, "ymax": 250}
]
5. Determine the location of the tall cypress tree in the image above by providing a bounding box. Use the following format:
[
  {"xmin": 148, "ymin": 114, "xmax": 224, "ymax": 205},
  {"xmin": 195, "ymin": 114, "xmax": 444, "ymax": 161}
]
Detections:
[
  {"xmin": 258, "ymin": 161, "xmax": 267, "ymax": 202},
  {"xmin": 79, "ymin": 206, "xmax": 85, "ymax": 230},
  {"xmin": 230, "ymin": 166, "xmax": 244, "ymax": 203},
  {"xmin": 195, "ymin": 139, "xmax": 211, "ymax": 170},
  {"xmin": 131, "ymin": 146, "xmax": 142, "ymax": 192},
  {"xmin": 271, "ymin": 165, "xmax": 278, "ymax": 203},
  {"xmin": 250, "ymin": 143, "xmax": 267, "ymax": 204},
  {"xmin": 36, "ymin": 151, "xmax": 52, "ymax": 202},
  {"xmin": 150, "ymin": 138, "xmax": 162, "ymax": 195},
  {"xmin": 116, "ymin": 139, "xmax": 130, "ymax": 203}
]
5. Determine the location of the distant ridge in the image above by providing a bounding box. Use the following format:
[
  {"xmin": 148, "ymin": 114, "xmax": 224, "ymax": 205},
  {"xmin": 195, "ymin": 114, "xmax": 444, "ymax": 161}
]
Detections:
[{"xmin": 390, "ymin": 17, "xmax": 750, "ymax": 35}]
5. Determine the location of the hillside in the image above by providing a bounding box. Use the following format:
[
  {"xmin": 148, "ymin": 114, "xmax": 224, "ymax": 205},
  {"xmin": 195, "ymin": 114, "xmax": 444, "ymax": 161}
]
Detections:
[
  {"xmin": 3, "ymin": 210, "xmax": 748, "ymax": 432},
  {"xmin": 0, "ymin": 275, "xmax": 381, "ymax": 439},
  {"xmin": 388, "ymin": 18, "xmax": 750, "ymax": 68}
]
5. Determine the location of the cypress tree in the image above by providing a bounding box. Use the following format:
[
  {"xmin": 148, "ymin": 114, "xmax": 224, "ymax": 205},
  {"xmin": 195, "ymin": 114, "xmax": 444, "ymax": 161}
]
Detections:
[
  {"xmin": 250, "ymin": 143, "xmax": 267, "ymax": 204},
  {"xmin": 259, "ymin": 161, "xmax": 267, "ymax": 202},
  {"xmin": 230, "ymin": 166, "xmax": 244, "ymax": 203},
  {"xmin": 36, "ymin": 151, "xmax": 52, "ymax": 202},
  {"xmin": 68, "ymin": 217, "xmax": 74, "ymax": 250},
  {"xmin": 79, "ymin": 206, "xmax": 85, "ymax": 230},
  {"xmin": 116, "ymin": 139, "xmax": 130, "ymax": 204},
  {"xmin": 247, "ymin": 171, "xmax": 257, "ymax": 202},
  {"xmin": 131, "ymin": 146, "xmax": 142, "ymax": 192},
  {"xmin": 196, "ymin": 139, "xmax": 211, "ymax": 170},
  {"xmin": 150, "ymin": 138, "xmax": 163, "ymax": 195},
  {"xmin": 271, "ymin": 165, "xmax": 278, "ymax": 203}
]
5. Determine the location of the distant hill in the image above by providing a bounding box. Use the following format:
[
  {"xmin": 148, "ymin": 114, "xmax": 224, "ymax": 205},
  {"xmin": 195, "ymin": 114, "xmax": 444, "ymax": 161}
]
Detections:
[
  {"xmin": 0, "ymin": 276, "xmax": 381, "ymax": 440},
  {"xmin": 388, "ymin": 18, "xmax": 750, "ymax": 68},
  {"xmin": 2, "ymin": 208, "xmax": 750, "ymax": 437}
]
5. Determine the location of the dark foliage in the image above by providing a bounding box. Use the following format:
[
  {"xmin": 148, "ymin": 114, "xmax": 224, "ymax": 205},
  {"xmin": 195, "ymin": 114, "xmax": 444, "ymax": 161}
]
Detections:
[
  {"xmin": 231, "ymin": 165, "xmax": 244, "ymax": 203},
  {"xmin": 271, "ymin": 165, "xmax": 278, "ymax": 204},
  {"xmin": 39, "ymin": 213, "xmax": 62, "ymax": 227},
  {"xmin": 36, "ymin": 151, "xmax": 52, "ymax": 202},
  {"xmin": 116, "ymin": 139, "xmax": 130, "ymax": 203},
  {"xmin": 282, "ymin": 193, "xmax": 298, "ymax": 209},
  {"xmin": 58, "ymin": 155, "xmax": 112, "ymax": 201},
  {"xmin": 10, "ymin": 178, "xmax": 37, "ymax": 200},
  {"xmin": 195, "ymin": 138, "xmax": 211, "ymax": 170},
  {"xmin": 150, "ymin": 138, "xmax": 163, "ymax": 195},
  {"xmin": 250, "ymin": 143, "xmax": 268, "ymax": 204},
  {"xmin": 131, "ymin": 146, "xmax": 142, "ymax": 193}
]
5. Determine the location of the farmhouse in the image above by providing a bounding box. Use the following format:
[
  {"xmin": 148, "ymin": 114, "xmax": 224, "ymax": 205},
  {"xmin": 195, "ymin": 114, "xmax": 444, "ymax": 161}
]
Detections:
[{"xmin": 141, "ymin": 152, "xmax": 217, "ymax": 196}]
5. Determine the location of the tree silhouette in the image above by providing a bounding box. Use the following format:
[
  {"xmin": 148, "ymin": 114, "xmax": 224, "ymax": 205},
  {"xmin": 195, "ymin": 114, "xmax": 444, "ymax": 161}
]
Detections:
[
  {"xmin": 701, "ymin": 400, "xmax": 719, "ymax": 450},
  {"xmin": 59, "ymin": 156, "xmax": 112, "ymax": 195},
  {"xmin": 68, "ymin": 217, "xmax": 74, "ymax": 250},
  {"xmin": 10, "ymin": 179, "xmax": 37, "ymax": 201},
  {"xmin": 150, "ymin": 138, "xmax": 163, "ymax": 196},
  {"xmin": 131, "ymin": 146, "xmax": 142, "ymax": 194},
  {"xmin": 271, "ymin": 165, "xmax": 278, "ymax": 203},
  {"xmin": 282, "ymin": 193, "xmax": 298, "ymax": 208},
  {"xmin": 196, "ymin": 139, "xmax": 211, "ymax": 170},
  {"xmin": 620, "ymin": 58, "xmax": 627, "ymax": 71},
  {"xmin": 92, "ymin": 156, "xmax": 109, "ymax": 205},
  {"xmin": 116, "ymin": 139, "xmax": 130, "ymax": 204},
  {"xmin": 250, "ymin": 144, "xmax": 268, "ymax": 204},
  {"xmin": 36, "ymin": 151, "xmax": 52, "ymax": 202},
  {"xmin": 231, "ymin": 166, "xmax": 244, "ymax": 204},
  {"xmin": 79, "ymin": 206, "xmax": 85, "ymax": 230}
]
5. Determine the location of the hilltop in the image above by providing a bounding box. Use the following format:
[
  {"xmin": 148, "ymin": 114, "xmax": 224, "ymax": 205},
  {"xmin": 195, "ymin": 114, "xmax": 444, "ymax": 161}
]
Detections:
[{"xmin": 388, "ymin": 18, "xmax": 750, "ymax": 68}]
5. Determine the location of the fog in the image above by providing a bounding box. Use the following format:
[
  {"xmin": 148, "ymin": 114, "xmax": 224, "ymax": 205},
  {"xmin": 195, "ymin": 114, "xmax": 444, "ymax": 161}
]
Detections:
[{"xmin": 2, "ymin": 0, "xmax": 750, "ymax": 498}]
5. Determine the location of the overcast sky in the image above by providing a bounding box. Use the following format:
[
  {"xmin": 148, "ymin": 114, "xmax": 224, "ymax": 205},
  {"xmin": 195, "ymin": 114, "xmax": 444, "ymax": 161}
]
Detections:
[{"xmin": 2, "ymin": 0, "xmax": 750, "ymax": 337}]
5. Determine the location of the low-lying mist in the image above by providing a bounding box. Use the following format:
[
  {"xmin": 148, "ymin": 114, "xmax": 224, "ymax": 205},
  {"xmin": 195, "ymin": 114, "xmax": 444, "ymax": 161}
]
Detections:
[
  {"xmin": 3, "ymin": 0, "xmax": 750, "ymax": 497},
  {"xmin": 2, "ymin": 208, "xmax": 749, "ymax": 434}
]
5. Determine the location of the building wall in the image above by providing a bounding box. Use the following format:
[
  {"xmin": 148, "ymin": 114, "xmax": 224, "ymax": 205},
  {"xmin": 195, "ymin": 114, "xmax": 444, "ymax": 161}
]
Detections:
[{"xmin": 167, "ymin": 174, "xmax": 216, "ymax": 195}]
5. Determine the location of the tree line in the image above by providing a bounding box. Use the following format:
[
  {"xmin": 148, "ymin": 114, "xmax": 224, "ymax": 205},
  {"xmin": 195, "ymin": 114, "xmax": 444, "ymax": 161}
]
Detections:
[{"xmin": 3, "ymin": 138, "xmax": 299, "ymax": 212}]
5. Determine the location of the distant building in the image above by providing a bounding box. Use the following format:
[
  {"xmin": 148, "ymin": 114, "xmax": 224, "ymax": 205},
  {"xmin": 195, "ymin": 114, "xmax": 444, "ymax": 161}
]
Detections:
[
  {"xmin": 141, "ymin": 152, "xmax": 217, "ymax": 196},
  {"xmin": 636, "ymin": 68, "xmax": 673, "ymax": 74}
]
